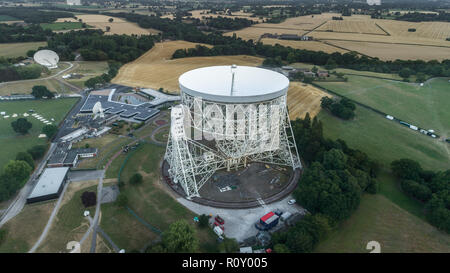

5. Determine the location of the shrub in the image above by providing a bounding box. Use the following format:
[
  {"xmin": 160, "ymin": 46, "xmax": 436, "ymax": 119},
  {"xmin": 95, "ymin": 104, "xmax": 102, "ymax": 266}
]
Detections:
[
  {"xmin": 81, "ymin": 191, "xmax": 96, "ymax": 207},
  {"xmin": 129, "ymin": 173, "xmax": 143, "ymax": 185},
  {"xmin": 198, "ymin": 214, "xmax": 210, "ymax": 228}
]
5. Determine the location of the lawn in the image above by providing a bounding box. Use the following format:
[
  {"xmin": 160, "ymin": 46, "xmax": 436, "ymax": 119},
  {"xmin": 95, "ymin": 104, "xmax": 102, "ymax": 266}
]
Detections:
[
  {"xmin": 315, "ymin": 76, "xmax": 450, "ymax": 136},
  {"xmin": 66, "ymin": 61, "xmax": 109, "ymax": 89},
  {"xmin": 315, "ymin": 194, "xmax": 450, "ymax": 253},
  {"xmin": 100, "ymin": 143, "xmax": 220, "ymax": 253},
  {"xmin": 40, "ymin": 22, "xmax": 88, "ymax": 31},
  {"xmin": 0, "ymin": 98, "xmax": 79, "ymax": 170},
  {"xmin": 318, "ymin": 107, "xmax": 450, "ymax": 171},
  {"xmin": 0, "ymin": 78, "xmax": 77, "ymax": 96},
  {"xmin": 0, "ymin": 42, "xmax": 47, "ymax": 58},
  {"xmin": 36, "ymin": 181, "xmax": 98, "ymax": 253},
  {"xmin": 0, "ymin": 200, "xmax": 55, "ymax": 253}
]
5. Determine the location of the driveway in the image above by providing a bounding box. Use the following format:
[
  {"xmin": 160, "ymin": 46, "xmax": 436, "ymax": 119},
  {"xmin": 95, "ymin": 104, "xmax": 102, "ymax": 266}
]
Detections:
[
  {"xmin": 177, "ymin": 194, "xmax": 306, "ymax": 242},
  {"xmin": 68, "ymin": 170, "xmax": 105, "ymax": 182}
]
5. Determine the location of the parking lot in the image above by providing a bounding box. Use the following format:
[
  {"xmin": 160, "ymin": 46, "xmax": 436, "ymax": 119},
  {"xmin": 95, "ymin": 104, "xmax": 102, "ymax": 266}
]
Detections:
[{"xmin": 177, "ymin": 194, "xmax": 307, "ymax": 242}]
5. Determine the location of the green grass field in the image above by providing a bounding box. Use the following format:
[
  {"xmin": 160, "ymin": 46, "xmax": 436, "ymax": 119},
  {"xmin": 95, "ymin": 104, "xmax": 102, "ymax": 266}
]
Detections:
[
  {"xmin": 316, "ymin": 76, "xmax": 450, "ymax": 136},
  {"xmin": 318, "ymin": 107, "xmax": 449, "ymax": 171},
  {"xmin": 36, "ymin": 183, "xmax": 97, "ymax": 253},
  {"xmin": 315, "ymin": 194, "xmax": 450, "ymax": 253},
  {"xmin": 40, "ymin": 22, "xmax": 87, "ymax": 31},
  {"xmin": 101, "ymin": 143, "xmax": 220, "ymax": 253},
  {"xmin": 0, "ymin": 78, "xmax": 76, "ymax": 96},
  {"xmin": 0, "ymin": 98, "xmax": 78, "ymax": 170},
  {"xmin": 0, "ymin": 42, "xmax": 47, "ymax": 58},
  {"xmin": 0, "ymin": 200, "xmax": 55, "ymax": 253},
  {"xmin": 66, "ymin": 61, "xmax": 109, "ymax": 89}
]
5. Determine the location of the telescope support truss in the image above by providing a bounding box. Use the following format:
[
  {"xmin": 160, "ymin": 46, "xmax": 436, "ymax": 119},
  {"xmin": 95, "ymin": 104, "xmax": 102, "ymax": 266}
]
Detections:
[{"xmin": 164, "ymin": 94, "xmax": 301, "ymax": 199}]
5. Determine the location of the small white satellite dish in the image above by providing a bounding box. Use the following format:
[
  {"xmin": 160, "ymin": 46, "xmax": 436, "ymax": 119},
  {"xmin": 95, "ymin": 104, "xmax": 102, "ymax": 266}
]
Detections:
[
  {"xmin": 33, "ymin": 50, "xmax": 59, "ymax": 69},
  {"xmin": 119, "ymin": 249, "xmax": 125, "ymax": 253},
  {"xmin": 83, "ymin": 211, "xmax": 90, "ymax": 217},
  {"xmin": 92, "ymin": 101, "xmax": 105, "ymax": 120}
]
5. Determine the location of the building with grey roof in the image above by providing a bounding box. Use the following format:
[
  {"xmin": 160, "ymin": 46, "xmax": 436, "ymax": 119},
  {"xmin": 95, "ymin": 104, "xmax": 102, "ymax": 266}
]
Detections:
[{"xmin": 27, "ymin": 167, "xmax": 70, "ymax": 203}]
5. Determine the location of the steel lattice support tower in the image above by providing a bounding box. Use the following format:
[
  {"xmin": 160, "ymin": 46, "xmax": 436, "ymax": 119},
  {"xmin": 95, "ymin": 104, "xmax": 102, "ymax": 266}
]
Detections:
[{"xmin": 164, "ymin": 66, "xmax": 302, "ymax": 199}]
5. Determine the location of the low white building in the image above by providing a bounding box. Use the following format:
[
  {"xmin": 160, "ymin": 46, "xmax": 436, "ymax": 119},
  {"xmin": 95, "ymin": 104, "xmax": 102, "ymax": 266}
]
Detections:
[{"xmin": 27, "ymin": 167, "xmax": 70, "ymax": 203}]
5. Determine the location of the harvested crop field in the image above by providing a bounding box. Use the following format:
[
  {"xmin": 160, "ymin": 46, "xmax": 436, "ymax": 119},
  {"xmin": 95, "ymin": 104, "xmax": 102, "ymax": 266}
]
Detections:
[
  {"xmin": 226, "ymin": 12, "xmax": 450, "ymax": 60},
  {"xmin": 188, "ymin": 9, "xmax": 264, "ymax": 22},
  {"xmin": 287, "ymin": 82, "xmax": 330, "ymax": 120},
  {"xmin": 56, "ymin": 15, "xmax": 159, "ymax": 35},
  {"xmin": 324, "ymin": 40, "xmax": 450, "ymax": 61},
  {"xmin": 261, "ymin": 38, "xmax": 348, "ymax": 53},
  {"xmin": 112, "ymin": 41, "xmax": 263, "ymax": 93},
  {"xmin": 316, "ymin": 20, "xmax": 387, "ymax": 35}
]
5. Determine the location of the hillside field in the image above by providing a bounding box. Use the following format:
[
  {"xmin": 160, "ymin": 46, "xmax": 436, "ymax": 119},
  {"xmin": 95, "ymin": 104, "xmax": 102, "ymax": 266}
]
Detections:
[
  {"xmin": 315, "ymin": 76, "xmax": 450, "ymax": 137},
  {"xmin": 287, "ymin": 82, "xmax": 330, "ymax": 119},
  {"xmin": 315, "ymin": 194, "xmax": 450, "ymax": 253},
  {"xmin": 0, "ymin": 42, "xmax": 47, "ymax": 58},
  {"xmin": 56, "ymin": 14, "xmax": 160, "ymax": 35},
  {"xmin": 225, "ymin": 12, "xmax": 450, "ymax": 60},
  {"xmin": 112, "ymin": 41, "xmax": 263, "ymax": 93}
]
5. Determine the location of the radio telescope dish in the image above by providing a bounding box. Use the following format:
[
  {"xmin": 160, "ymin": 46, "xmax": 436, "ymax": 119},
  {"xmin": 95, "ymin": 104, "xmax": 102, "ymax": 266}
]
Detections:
[
  {"xmin": 33, "ymin": 50, "xmax": 59, "ymax": 69},
  {"xmin": 92, "ymin": 101, "xmax": 105, "ymax": 120}
]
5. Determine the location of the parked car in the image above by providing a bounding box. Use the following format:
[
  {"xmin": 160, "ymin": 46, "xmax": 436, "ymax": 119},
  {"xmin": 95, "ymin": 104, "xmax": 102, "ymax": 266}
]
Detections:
[
  {"xmin": 273, "ymin": 209, "xmax": 283, "ymax": 216},
  {"xmin": 255, "ymin": 222, "xmax": 268, "ymax": 231},
  {"xmin": 215, "ymin": 215, "xmax": 225, "ymax": 225},
  {"xmin": 288, "ymin": 199, "xmax": 296, "ymax": 205}
]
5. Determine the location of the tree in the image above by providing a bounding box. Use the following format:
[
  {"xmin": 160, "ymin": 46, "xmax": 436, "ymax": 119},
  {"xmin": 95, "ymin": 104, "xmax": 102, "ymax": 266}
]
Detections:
[
  {"xmin": 15, "ymin": 152, "xmax": 34, "ymax": 170},
  {"xmin": 42, "ymin": 124, "xmax": 58, "ymax": 139},
  {"xmin": 27, "ymin": 145, "xmax": 46, "ymax": 160},
  {"xmin": 81, "ymin": 191, "xmax": 97, "ymax": 207},
  {"xmin": 129, "ymin": 173, "xmax": 143, "ymax": 185},
  {"xmin": 31, "ymin": 85, "xmax": 54, "ymax": 99},
  {"xmin": 108, "ymin": 18, "xmax": 114, "ymax": 23},
  {"xmin": 3, "ymin": 160, "xmax": 32, "ymax": 185},
  {"xmin": 399, "ymin": 68, "xmax": 412, "ymax": 79},
  {"xmin": 116, "ymin": 193, "xmax": 128, "ymax": 207},
  {"xmin": 162, "ymin": 219, "xmax": 199, "ymax": 253},
  {"xmin": 273, "ymin": 243, "xmax": 291, "ymax": 253},
  {"xmin": 11, "ymin": 118, "xmax": 32, "ymax": 135},
  {"xmin": 198, "ymin": 214, "xmax": 210, "ymax": 228},
  {"xmin": 105, "ymin": 26, "xmax": 111, "ymax": 32},
  {"xmin": 391, "ymin": 159, "xmax": 423, "ymax": 181},
  {"xmin": 218, "ymin": 238, "xmax": 239, "ymax": 253}
]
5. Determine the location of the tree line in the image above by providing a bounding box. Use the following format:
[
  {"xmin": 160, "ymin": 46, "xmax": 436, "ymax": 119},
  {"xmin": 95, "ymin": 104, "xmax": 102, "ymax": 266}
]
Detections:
[
  {"xmin": 0, "ymin": 57, "xmax": 46, "ymax": 83},
  {"xmin": 270, "ymin": 114, "xmax": 379, "ymax": 252},
  {"xmin": 0, "ymin": 145, "xmax": 47, "ymax": 202},
  {"xmin": 47, "ymin": 29, "xmax": 156, "ymax": 63},
  {"xmin": 320, "ymin": 96, "xmax": 356, "ymax": 120},
  {"xmin": 0, "ymin": 23, "xmax": 52, "ymax": 43},
  {"xmin": 0, "ymin": 7, "xmax": 73, "ymax": 24},
  {"xmin": 391, "ymin": 159, "xmax": 449, "ymax": 233}
]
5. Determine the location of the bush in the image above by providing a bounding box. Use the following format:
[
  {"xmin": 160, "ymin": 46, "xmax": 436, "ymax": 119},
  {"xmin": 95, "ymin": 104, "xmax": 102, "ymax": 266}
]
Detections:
[
  {"xmin": 81, "ymin": 191, "xmax": 96, "ymax": 207},
  {"xmin": 16, "ymin": 152, "xmax": 34, "ymax": 170},
  {"xmin": 116, "ymin": 193, "xmax": 128, "ymax": 207},
  {"xmin": 27, "ymin": 145, "xmax": 47, "ymax": 160},
  {"xmin": 401, "ymin": 179, "xmax": 432, "ymax": 202},
  {"xmin": 129, "ymin": 173, "xmax": 143, "ymax": 185},
  {"xmin": 11, "ymin": 118, "xmax": 32, "ymax": 134},
  {"xmin": 198, "ymin": 214, "xmax": 210, "ymax": 228},
  {"xmin": 218, "ymin": 238, "xmax": 239, "ymax": 253},
  {"xmin": 273, "ymin": 243, "xmax": 291, "ymax": 253},
  {"xmin": 42, "ymin": 124, "xmax": 58, "ymax": 139}
]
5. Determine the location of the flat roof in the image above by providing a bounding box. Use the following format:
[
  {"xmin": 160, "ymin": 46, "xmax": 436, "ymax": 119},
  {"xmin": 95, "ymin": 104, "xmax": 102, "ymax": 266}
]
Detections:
[
  {"xmin": 179, "ymin": 66, "xmax": 289, "ymax": 103},
  {"xmin": 28, "ymin": 167, "xmax": 69, "ymax": 199}
]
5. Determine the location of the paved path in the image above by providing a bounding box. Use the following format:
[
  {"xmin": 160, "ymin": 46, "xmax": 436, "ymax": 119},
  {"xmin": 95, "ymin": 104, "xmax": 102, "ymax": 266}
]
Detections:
[
  {"xmin": 28, "ymin": 180, "xmax": 71, "ymax": 253},
  {"xmin": 68, "ymin": 170, "xmax": 105, "ymax": 182}
]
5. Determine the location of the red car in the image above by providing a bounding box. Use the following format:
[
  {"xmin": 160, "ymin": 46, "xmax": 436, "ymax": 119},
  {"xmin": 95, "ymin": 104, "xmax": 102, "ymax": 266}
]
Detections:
[
  {"xmin": 215, "ymin": 215, "xmax": 225, "ymax": 225},
  {"xmin": 214, "ymin": 222, "xmax": 225, "ymax": 231}
]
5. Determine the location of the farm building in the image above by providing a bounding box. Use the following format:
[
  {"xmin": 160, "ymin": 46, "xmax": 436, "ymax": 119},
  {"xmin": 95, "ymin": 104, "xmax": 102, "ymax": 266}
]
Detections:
[
  {"xmin": 27, "ymin": 167, "xmax": 70, "ymax": 203},
  {"xmin": 317, "ymin": 71, "xmax": 329, "ymax": 77}
]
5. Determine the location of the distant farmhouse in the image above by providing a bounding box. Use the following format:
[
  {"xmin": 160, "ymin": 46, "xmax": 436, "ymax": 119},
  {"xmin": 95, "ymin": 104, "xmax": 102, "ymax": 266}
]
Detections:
[
  {"xmin": 67, "ymin": 0, "xmax": 82, "ymax": 6},
  {"xmin": 261, "ymin": 33, "xmax": 313, "ymax": 41}
]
